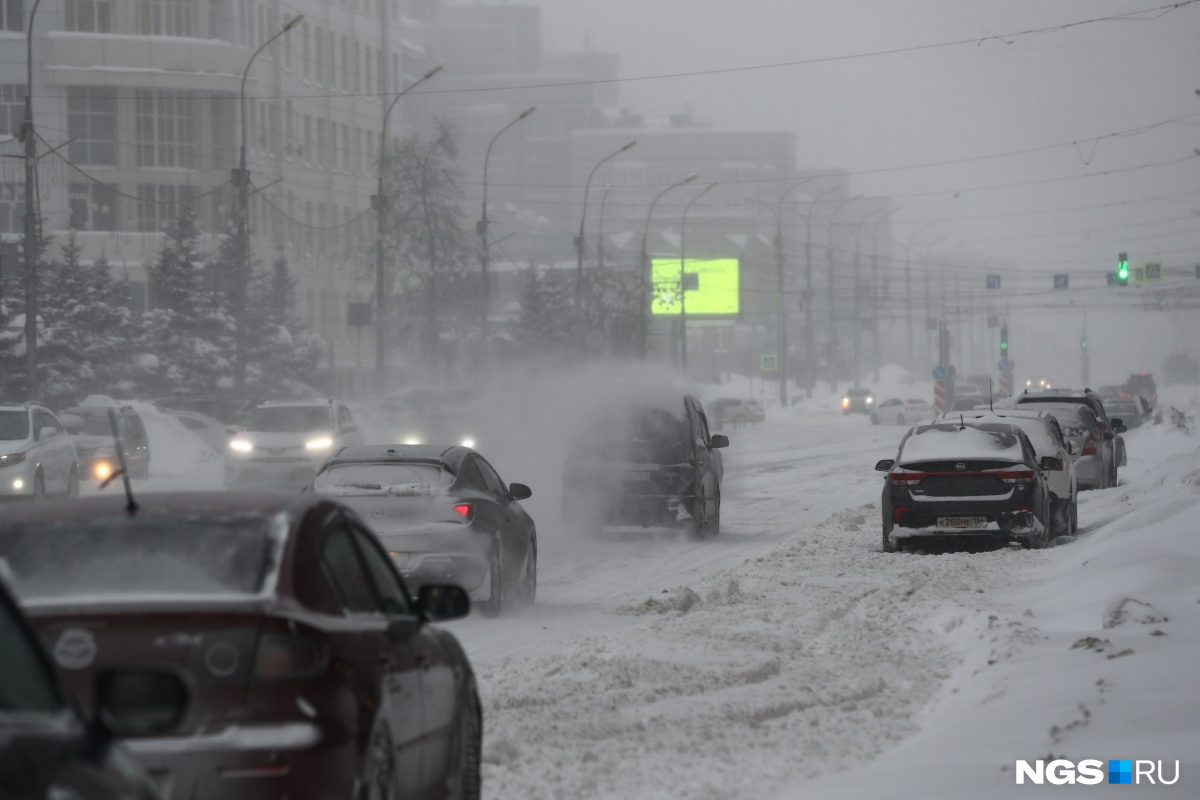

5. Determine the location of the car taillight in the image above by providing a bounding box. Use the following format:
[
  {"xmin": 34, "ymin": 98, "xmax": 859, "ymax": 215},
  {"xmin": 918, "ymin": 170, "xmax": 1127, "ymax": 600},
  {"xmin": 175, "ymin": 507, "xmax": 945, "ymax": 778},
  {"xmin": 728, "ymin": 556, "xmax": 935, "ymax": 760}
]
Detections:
[
  {"xmin": 892, "ymin": 507, "xmax": 912, "ymax": 524},
  {"xmin": 1082, "ymin": 437, "xmax": 1097, "ymax": 456},
  {"xmin": 888, "ymin": 469, "xmax": 926, "ymax": 486},
  {"xmin": 254, "ymin": 633, "xmax": 331, "ymax": 681},
  {"xmin": 451, "ymin": 501, "xmax": 473, "ymax": 522},
  {"xmin": 997, "ymin": 469, "xmax": 1035, "ymax": 484}
]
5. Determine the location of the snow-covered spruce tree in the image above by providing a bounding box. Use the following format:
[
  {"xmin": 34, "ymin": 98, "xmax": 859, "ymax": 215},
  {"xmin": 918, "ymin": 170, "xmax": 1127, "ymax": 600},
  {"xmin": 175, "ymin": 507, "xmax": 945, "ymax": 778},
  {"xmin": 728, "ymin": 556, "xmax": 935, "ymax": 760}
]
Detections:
[
  {"xmin": 241, "ymin": 254, "xmax": 324, "ymax": 397},
  {"xmin": 508, "ymin": 264, "xmax": 575, "ymax": 360},
  {"xmin": 36, "ymin": 232, "xmax": 140, "ymax": 407},
  {"xmin": 0, "ymin": 222, "xmax": 53, "ymax": 401}
]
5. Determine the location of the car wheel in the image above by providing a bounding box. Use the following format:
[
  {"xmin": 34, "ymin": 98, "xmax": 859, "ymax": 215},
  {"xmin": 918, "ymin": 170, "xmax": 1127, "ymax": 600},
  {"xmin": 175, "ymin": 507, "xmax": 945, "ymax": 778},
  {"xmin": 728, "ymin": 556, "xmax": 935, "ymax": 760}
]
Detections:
[
  {"xmin": 450, "ymin": 692, "xmax": 482, "ymax": 800},
  {"xmin": 881, "ymin": 527, "xmax": 895, "ymax": 553},
  {"xmin": 479, "ymin": 539, "xmax": 504, "ymax": 618},
  {"xmin": 33, "ymin": 470, "xmax": 45, "ymax": 501},
  {"xmin": 356, "ymin": 723, "xmax": 395, "ymax": 800},
  {"xmin": 66, "ymin": 468, "xmax": 79, "ymax": 498},
  {"xmin": 870, "ymin": 413, "xmax": 880, "ymax": 425},
  {"xmin": 705, "ymin": 487, "xmax": 721, "ymax": 537},
  {"xmin": 513, "ymin": 536, "xmax": 537, "ymax": 606},
  {"xmin": 685, "ymin": 486, "xmax": 709, "ymax": 541},
  {"xmin": 1070, "ymin": 499, "xmax": 1078, "ymax": 534}
]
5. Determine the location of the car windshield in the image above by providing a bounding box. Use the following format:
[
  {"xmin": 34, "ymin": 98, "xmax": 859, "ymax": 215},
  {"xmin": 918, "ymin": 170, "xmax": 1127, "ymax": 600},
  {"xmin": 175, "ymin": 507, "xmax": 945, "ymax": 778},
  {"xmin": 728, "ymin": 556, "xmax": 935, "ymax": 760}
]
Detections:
[
  {"xmin": 59, "ymin": 411, "xmax": 115, "ymax": 437},
  {"xmin": 847, "ymin": 390, "xmax": 872, "ymax": 397},
  {"xmin": 0, "ymin": 595, "xmax": 63, "ymax": 714},
  {"xmin": 0, "ymin": 410, "xmax": 29, "ymax": 441},
  {"xmin": 899, "ymin": 423, "xmax": 1023, "ymax": 465},
  {"xmin": 314, "ymin": 462, "xmax": 454, "ymax": 495},
  {"xmin": 0, "ymin": 518, "xmax": 278, "ymax": 602},
  {"xmin": 1033, "ymin": 405, "xmax": 1097, "ymax": 438},
  {"xmin": 243, "ymin": 406, "xmax": 332, "ymax": 433}
]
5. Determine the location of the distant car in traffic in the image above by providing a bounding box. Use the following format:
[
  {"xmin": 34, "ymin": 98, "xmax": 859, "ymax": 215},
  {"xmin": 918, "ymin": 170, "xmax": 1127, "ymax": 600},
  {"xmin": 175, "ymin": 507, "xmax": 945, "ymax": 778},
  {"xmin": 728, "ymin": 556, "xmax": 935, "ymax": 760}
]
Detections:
[
  {"xmin": 1103, "ymin": 397, "xmax": 1149, "ymax": 430},
  {"xmin": 1023, "ymin": 402, "xmax": 1115, "ymax": 490},
  {"xmin": 707, "ymin": 398, "xmax": 764, "ymax": 429},
  {"xmin": 161, "ymin": 408, "xmax": 232, "ymax": 455},
  {"xmin": 0, "ymin": 572, "xmax": 187, "ymax": 800},
  {"xmin": 226, "ymin": 399, "xmax": 363, "ymax": 489},
  {"xmin": 841, "ymin": 388, "xmax": 875, "ymax": 415},
  {"xmin": 0, "ymin": 402, "xmax": 78, "ymax": 499},
  {"xmin": 1023, "ymin": 376, "xmax": 1054, "ymax": 392},
  {"xmin": 876, "ymin": 421, "xmax": 1057, "ymax": 552},
  {"xmin": 871, "ymin": 398, "xmax": 931, "ymax": 426},
  {"xmin": 311, "ymin": 444, "xmax": 538, "ymax": 617},
  {"xmin": 58, "ymin": 403, "xmax": 150, "ymax": 481},
  {"xmin": 1124, "ymin": 373, "xmax": 1158, "ymax": 408},
  {"xmin": 563, "ymin": 396, "xmax": 728, "ymax": 539},
  {"xmin": 0, "ymin": 491, "xmax": 481, "ymax": 800}
]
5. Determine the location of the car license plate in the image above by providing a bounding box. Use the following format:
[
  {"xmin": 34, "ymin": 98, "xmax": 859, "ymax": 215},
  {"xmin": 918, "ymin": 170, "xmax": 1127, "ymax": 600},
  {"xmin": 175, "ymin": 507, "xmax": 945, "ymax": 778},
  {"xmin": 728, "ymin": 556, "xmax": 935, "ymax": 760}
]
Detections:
[
  {"xmin": 938, "ymin": 516, "xmax": 987, "ymax": 530},
  {"xmin": 626, "ymin": 471, "xmax": 652, "ymax": 481}
]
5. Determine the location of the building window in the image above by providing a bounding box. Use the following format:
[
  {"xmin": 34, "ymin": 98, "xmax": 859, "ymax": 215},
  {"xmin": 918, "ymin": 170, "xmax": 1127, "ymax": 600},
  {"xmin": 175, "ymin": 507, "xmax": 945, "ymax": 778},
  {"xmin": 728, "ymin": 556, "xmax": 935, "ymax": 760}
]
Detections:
[
  {"xmin": 64, "ymin": 0, "xmax": 111, "ymax": 32},
  {"xmin": 137, "ymin": 0, "xmax": 192, "ymax": 36},
  {"xmin": 136, "ymin": 90, "xmax": 194, "ymax": 168},
  {"xmin": 1, "ymin": 0, "xmax": 24, "ymax": 32},
  {"xmin": 211, "ymin": 95, "xmax": 236, "ymax": 171},
  {"xmin": 301, "ymin": 24, "xmax": 310, "ymax": 80},
  {"xmin": 0, "ymin": 182, "xmax": 24, "ymax": 233},
  {"xmin": 0, "ymin": 84, "xmax": 22, "ymax": 139},
  {"xmin": 68, "ymin": 182, "xmax": 117, "ymax": 231},
  {"xmin": 136, "ymin": 184, "xmax": 194, "ymax": 233},
  {"xmin": 66, "ymin": 87, "xmax": 116, "ymax": 166}
]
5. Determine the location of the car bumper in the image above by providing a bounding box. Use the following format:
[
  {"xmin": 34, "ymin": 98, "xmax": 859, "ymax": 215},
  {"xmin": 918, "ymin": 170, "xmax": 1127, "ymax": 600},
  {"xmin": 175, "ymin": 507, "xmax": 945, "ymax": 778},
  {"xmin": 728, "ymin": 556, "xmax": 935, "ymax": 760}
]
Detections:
[
  {"xmin": 226, "ymin": 458, "xmax": 323, "ymax": 489},
  {"xmin": 0, "ymin": 460, "xmax": 38, "ymax": 497},
  {"xmin": 576, "ymin": 491, "xmax": 699, "ymax": 529},
  {"xmin": 890, "ymin": 498, "xmax": 1044, "ymax": 538},
  {"xmin": 375, "ymin": 526, "xmax": 492, "ymax": 593}
]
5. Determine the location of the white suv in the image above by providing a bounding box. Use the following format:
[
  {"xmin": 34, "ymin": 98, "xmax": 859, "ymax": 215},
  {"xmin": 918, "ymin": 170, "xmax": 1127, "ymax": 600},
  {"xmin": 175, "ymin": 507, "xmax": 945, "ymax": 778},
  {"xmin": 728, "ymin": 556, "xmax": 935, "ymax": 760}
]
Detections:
[
  {"xmin": 0, "ymin": 403, "xmax": 79, "ymax": 499},
  {"xmin": 225, "ymin": 400, "xmax": 363, "ymax": 489}
]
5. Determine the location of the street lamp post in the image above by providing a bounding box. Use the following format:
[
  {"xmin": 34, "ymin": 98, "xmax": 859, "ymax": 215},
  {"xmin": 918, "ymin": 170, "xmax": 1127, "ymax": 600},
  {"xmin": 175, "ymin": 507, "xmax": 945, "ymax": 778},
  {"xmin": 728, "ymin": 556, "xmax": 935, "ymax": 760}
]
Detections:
[
  {"xmin": 851, "ymin": 208, "xmax": 885, "ymax": 387},
  {"xmin": 923, "ymin": 233, "xmax": 949, "ymax": 365},
  {"xmin": 21, "ymin": 0, "xmax": 44, "ymax": 398},
  {"xmin": 575, "ymin": 141, "xmax": 636, "ymax": 350},
  {"xmin": 791, "ymin": 185, "xmax": 839, "ymax": 398},
  {"xmin": 825, "ymin": 196, "xmax": 860, "ymax": 392},
  {"xmin": 903, "ymin": 223, "xmax": 936, "ymax": 371},
  {"xmin": 477, "ymin": 106, "xmax": 535, "ymax": 362},
  {"xmin": 373, "ymin": 64, "xmax": 442, "ymax": 388},
  {"xmin": 869, "ymin": 209, "xmax": 899, "ymax": 383},
  {"xmin": 679, "ymin": 182, "xmax": 716, "ymax": 370},
  {"xmin": 639, "ymin": 173, "xmax": 698, "ymax": 359},
  {"xmin": 236, "ymin": 13, "xmax": 303, "ymax": 391},
  {"xmin": 597, "ymin": 187, "xmax": 610, "ymax": 269}
]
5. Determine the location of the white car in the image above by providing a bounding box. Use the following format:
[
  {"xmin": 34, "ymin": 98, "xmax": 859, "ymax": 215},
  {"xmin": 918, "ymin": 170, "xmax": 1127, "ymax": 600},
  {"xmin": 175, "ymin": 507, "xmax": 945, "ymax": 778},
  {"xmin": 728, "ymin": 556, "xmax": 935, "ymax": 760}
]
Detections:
[
  {"xmin": 871, "ymin": 398, "xmax": 932, "ymax": 426},
  {"xmin": 225, "ymin": 399, "xmax": 364, "ymax": 490},
  {"xmin": 939, "ymin": 408, "xmax": 1079, "ymax": 537},
  {"xmin": 0, "ymin": 403, "xmax": 78, "ymax": 499}
]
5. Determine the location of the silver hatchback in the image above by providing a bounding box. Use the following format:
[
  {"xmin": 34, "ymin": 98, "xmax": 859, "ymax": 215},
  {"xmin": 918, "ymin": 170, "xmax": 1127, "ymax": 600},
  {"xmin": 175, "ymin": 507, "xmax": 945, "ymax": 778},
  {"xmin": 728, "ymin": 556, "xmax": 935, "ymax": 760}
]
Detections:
[{"xmin": 0, "ymin": 403, "xmax": 79, "ymax": 499}]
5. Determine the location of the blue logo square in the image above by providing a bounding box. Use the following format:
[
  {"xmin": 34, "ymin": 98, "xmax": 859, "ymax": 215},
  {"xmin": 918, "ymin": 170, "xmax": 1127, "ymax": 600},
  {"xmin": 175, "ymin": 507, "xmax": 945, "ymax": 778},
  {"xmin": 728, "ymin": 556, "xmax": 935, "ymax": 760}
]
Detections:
[{"xmin": 1109, "ymin": 760, "xmax": 1132, "ymax": 785}]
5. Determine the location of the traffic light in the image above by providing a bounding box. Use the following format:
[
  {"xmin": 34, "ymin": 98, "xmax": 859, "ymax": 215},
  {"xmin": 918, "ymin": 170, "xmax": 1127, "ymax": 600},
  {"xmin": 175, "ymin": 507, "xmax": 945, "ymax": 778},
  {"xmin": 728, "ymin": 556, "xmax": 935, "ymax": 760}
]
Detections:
[
  {"xmin": 1117, "ymin": 252, "xmax": 1129, "ymax": 286},
  {"xmin": 1081, "ymin": 336, "xmax": 1087, "ymax": 350},
  {"xmin": 1000, "ymin": 324, "xmax": 1008, "ymax": 355}
]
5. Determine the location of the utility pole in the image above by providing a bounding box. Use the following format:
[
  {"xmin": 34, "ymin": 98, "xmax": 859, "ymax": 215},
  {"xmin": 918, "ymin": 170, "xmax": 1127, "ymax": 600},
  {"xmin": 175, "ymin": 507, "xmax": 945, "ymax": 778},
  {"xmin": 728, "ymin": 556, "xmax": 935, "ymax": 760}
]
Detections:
[
  {"xmin": 21, "ymin": 0, "xmax": 44, "ymax": 399},
  {"xmin": 772, "ymin": 211, "xmax": 787, "ymax": 407}
]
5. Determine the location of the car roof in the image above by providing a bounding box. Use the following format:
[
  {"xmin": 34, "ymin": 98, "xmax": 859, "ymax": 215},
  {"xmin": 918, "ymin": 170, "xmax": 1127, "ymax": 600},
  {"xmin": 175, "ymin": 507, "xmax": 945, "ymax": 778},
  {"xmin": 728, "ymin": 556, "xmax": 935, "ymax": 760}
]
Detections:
[{"xmin": 326, "ymin": 444, "xmax": 473, "ymax": 469}]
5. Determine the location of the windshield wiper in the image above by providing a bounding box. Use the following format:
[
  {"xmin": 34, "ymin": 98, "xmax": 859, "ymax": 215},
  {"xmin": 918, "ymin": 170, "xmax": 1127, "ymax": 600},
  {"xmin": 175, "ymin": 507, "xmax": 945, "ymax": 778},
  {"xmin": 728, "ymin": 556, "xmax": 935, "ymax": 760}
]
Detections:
[{"xmin": 336, "ymin": 482, "xmax": 382, "ymax": 490}]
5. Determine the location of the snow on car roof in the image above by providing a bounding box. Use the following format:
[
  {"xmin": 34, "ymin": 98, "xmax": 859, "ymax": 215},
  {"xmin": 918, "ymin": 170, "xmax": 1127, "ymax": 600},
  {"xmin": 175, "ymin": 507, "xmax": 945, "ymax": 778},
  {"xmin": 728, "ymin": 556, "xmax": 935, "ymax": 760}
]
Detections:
[
  {"xmin": 942, "ymin": 412, "xmax": 1057, "ymax": 457},
  {"xmin": 899, "ymin": 423, "xmax": 1025, "ymax": 464}
]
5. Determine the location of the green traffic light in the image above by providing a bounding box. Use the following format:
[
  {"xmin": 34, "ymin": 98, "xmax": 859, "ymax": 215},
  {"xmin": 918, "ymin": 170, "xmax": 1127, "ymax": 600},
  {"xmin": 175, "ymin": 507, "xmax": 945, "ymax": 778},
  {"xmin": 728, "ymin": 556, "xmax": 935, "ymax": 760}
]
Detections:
[
  {"xmin": 1000, "ymin": 341, "xmax": 1008, "ymax": 351},
  {"xmin": 1082, "ymin": 339, "xmax": 1088, "ymax": 349},
  {"xmin": 1118, "ymin": 263, "xmax": 1129, "ymax": 280}
]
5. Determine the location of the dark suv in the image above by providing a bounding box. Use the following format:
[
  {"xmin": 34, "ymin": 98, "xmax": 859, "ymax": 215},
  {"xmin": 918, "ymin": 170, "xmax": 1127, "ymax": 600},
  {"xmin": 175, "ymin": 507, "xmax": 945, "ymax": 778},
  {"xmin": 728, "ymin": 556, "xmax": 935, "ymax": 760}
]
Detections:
[
  {"xmin": 1124, "ymin": 373, "xmax": 1157, "ymax": 408},
  {"xmin": 563, "ymin": 396, "xmax": 728, "ymax": 539},
  {"xmin": 876, "ymin": 422, "xmax": 1057, "ymax": 551}
]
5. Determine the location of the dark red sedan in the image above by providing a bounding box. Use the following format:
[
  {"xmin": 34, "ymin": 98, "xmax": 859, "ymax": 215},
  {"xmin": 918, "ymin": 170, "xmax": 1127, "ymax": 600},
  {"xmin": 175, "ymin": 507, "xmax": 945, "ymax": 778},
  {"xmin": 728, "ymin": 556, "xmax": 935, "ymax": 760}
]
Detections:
[{"xmin": 0, "ymin": 492, "xmax": 481, "ymax": 800}]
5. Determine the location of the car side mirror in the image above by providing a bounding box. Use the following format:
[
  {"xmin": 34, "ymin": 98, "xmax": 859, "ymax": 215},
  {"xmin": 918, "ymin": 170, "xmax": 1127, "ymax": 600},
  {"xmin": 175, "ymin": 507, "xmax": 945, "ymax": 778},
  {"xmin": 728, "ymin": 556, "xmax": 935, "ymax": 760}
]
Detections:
[
  {"xmin": 1111, "ymin": 419, "xmax": 1126, "ymax": 434},
  {"xmin": 508, "ymin": 482, "xmax": 532, "ymax": 501},
  {"xmin": 710, "ymin": 434, "xmax": 729, "ymax": 449},
  {"xmin": 875, "ymin": 459, "xmax": 894, "ymax": 472},
  {"xmin": 1103, "ymin": 431, "xmax": 1115, "ymax": 441},
  {"xmin": 1039, "ymin": 456, "xmax": 1059, "ymax": 471},
  {"xmin": 418, "ymin": 584, "xmax": 470, "ymax": 622},
  {"xmin": 94, "ymin": 669, "xmax": 188, "ymax": 738},
  {"xmin": 38, "ymin": 426, "xmax": 56, "ymax": 440}
]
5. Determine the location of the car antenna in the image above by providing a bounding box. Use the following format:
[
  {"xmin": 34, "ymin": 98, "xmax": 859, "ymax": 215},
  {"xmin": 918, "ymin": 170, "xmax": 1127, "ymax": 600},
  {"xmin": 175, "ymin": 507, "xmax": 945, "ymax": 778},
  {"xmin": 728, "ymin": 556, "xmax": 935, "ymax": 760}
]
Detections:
[
  {"xmin": 989, "ymin": 378, "xmax": 994, "ymax": 412},
  {"xmin": 959, "ymin": 414, "xmax": 966, "ymax": 430},
  {"xmin": 99, "ymin": 407, "xmax": 138, "ymax": 514}
]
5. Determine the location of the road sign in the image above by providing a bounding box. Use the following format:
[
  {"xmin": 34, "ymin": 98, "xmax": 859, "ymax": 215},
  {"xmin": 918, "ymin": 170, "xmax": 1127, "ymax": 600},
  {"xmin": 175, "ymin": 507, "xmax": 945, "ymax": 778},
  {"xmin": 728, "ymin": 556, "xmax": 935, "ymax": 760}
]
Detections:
[
  {"xmin": 1053, "ymin": 274, "xmax": 1069, "ymax": 290},
  {"xmin": 932, "ymin": 365, "xmax": 947, "ymax": 381},
  {"xmin": 760, "ymin": 354, "xmax": 778, "ymax": 372},
  {"xmin": 1143, "ymin": 262, "xmax": 1162, "ymax": 281},
  {"xmin": 1133, "ymin": 265, "xmax": 1144, "ymax": 283},
  {"xmin": 997, "ymin": 359, "xmax": 1014, "ymax": 373},
  {"xmin": 986, "ymin": 275, "xmax": 1001, "ymax": 290}
]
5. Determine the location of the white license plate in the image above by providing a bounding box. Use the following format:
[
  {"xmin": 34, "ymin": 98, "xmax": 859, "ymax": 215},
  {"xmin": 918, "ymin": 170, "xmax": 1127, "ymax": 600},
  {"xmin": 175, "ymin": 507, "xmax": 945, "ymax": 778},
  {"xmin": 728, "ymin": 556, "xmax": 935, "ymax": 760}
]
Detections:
[{"xmin": 938, "ymin": 516, "xmax": 987, "ymax": 530}]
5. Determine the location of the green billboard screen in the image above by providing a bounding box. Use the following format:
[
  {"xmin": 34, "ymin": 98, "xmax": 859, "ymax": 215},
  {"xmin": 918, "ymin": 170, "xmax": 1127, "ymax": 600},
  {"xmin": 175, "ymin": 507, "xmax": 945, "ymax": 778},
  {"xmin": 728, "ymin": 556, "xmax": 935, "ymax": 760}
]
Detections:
[{"xmin": 650, "ymin": 257, "xmax": 740, "ymax": 316}]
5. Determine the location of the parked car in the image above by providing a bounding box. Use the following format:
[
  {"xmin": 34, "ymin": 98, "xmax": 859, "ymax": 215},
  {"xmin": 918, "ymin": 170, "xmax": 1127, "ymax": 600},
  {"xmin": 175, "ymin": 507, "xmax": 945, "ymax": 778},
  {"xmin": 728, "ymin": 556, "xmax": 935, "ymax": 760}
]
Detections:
[
  {"xmin": 1025, "ymin": 403, "xmax": 1115, "ymax": 490},
  {"xmin": 1103, "ymin": 397, "xmax": 1149, "ymax": 429},
  {"xmin": 871, "ymin": 398, "xmax": 931, "ymax": 426},
  {"xmin": 1022, "ymin": 376, "xmax": 1054, "ymax": 392},
  {"xmin": 58, "ymin": 404, "xmax": 152, "ymax": 481},
  {"xmin": 311, "ymin": 444, "xmax": 537, "ymax": 617},
  {"xmin": 1015, "ymin": 389, "xmax": 1120, "ymax": 484},
  {"xmin": 841, "ymin": 388, "xmax": 876, "ymax": 415},
  {"xmin": 0, "ymin": 402, "xmax": 79, "ymax": 499},
  {"xmin": 940, "ymin": 409, "xmax": 1078, "ymax": 536},
  {"xmin": 0, "ymin": 573, "xmax": 188, "ymax": 800},
  {"xmin": 707, "ymin": 398, "xmax": 764, "ymax": 429},
  {"xmin": 1124, "ymin": 373, "xmax": 1158, "ymax": 408},
  {"xmin": 876, "ymin": 422, "xmax": 1057, "ymax": 552},
  {"xmin": 162, "ymin": 408, "xmax": 232, "ymax": 455},
  {"xmin": 949, "ymin": 394, "xmax": 989, "ymax": 412},
  {"xmin": 0, "ymin": 491, "xmax": 480, "ymax": 800},
  {"xmin": 563, "ymin": 396, "xmax": 728, "ymax": 539},
  {"xmin": 226, "ymin": 399, "xmax": 364, "ymax": 489}
]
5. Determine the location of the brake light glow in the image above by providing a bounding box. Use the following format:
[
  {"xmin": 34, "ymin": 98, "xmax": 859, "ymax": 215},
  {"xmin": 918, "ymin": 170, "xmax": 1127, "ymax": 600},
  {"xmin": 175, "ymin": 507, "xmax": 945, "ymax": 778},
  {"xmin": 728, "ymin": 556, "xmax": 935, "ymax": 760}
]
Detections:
[
  {"xmin": 997, "ymin": 469, "xmax": 1035, "ymax": 484},
  {"xmin": 253, "ymin": 633, "xmax": 330, "ymax": 681},
  {"xmin": 452, "ymin": 502, "xmax": 473, "ymax": 522}
]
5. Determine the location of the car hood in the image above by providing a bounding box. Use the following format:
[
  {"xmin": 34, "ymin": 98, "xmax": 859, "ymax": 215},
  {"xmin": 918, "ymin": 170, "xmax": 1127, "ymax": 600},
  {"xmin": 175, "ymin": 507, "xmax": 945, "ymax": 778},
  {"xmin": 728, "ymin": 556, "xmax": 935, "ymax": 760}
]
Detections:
[
  {"xmin": 0, "ymin": 439, "xmax": 31, "ymax": 456},
  {"xmin": 67, "ymin": 434, "xmax": 115, "ymax": 453},
  {"xmin": 231, "ymin": 431, "xmax": 332, "ymax": 448}
]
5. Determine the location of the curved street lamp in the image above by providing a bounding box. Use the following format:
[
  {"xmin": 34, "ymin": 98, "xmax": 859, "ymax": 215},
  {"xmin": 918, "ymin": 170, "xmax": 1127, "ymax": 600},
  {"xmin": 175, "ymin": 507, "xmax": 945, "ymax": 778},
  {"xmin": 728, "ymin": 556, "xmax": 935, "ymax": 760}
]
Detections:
[
  {"xmin": 477, "ymin": 106, "xmax": 535, "ymax": 361},
  {"xmin": 575, "ymin": 140, "xmax": 636, "ymax": 349},
  {"xmin": 235, "ymin": 13, "xmax": 304, "ymax": 390},
  {"xmin": 21, "ymin": 0, "xmax": 44, "ymax": 397},
  {"xmin": 679, "ymin": 182, "xmax": 717, "ymax": 370},
  {"xmin": 639, "ymin": 173, "xmax": 698, "ymax": 358},
  {"xmin": 374, "ymin": 64, "xmax": 442, "ymax": 385}
]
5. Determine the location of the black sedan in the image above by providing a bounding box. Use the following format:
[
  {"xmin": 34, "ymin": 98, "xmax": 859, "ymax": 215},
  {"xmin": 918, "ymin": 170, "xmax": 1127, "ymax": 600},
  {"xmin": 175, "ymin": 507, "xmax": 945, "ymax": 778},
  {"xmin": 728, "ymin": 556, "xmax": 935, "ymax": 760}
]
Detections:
[
  {"xmin": 311, "ymin": 444, "xmax": 537, "ymax": 618},
  {"xmin": 0, "ymin": 492, "xmax": 480, "ymax": 800},
  {"xmin": 0, "ymin": 572, "xmax": 188, "ymax": 800},
  {"xmin": 876, "ymin": 422, "xmax": 1058, "ymax": 552}
]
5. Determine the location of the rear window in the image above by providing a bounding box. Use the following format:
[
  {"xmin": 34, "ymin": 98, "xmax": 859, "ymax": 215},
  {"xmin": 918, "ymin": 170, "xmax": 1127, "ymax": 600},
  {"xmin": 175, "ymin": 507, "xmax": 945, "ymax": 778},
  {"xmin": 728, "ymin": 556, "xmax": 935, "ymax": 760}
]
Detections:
[
  {"xmin": 899, "ymin": 424, "xmax": 1023, "ymax": 465},
  {"xmin": 0, "ymin": 518, "xmax": 278, "ymax": 602},
  {"xmin": 571, "ymin": 407, "xmax": 690, "ymax": 465},
  {"xmin": 243, "ymin": 406, "xmax": 332, "ymax": 433},
  {"xmin": 0, "ymin": 410, "xmax": 29, "ymax": 441},
  {"xmin": 314, "ymin": 462, "xmax": 454, "ymax": 496}
]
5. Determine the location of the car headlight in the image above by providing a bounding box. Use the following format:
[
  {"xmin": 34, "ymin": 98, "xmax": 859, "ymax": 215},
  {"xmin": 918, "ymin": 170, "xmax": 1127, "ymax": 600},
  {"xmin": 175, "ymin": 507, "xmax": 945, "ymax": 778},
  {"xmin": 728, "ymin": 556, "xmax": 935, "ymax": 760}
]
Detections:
[
  {"xmin": 305, "ymin": 436, "xmax": 334, "ymax": 451},
  {"xmin": 402, "ymin": 434, "xmax": 423, "ymax": 446},
  {"xmin": 229, "ymin": 438, "xmax": 253, "ymax": 454},
  {"xmin": 866, "ymin": 397, "xmax": 874, "ymax": 404},
  {"xmin": 842, "ymin": 398, "xmax": 850, "ymax": 407},
  {"xmin": 12, "ymin": 478, "xmax": 24, "ymax": 490},
  {"xmin": 0, "ymin": 452, "xmax": 27, "ymax": 469},
  {"xmin": 460, "ymin": 437, "xmax": 475, "ymax": 449}
]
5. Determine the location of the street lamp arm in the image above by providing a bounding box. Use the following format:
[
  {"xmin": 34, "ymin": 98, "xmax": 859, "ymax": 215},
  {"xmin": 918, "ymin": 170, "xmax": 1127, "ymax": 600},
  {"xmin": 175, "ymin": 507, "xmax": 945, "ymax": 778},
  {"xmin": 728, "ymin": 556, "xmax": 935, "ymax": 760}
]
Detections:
[
  {"xmin": 240, "ymin": 15, "xmax": 304, "ymax": 164},
  {"xmin": 579, "ymin": 140, "xmax": 636, "ymax": 246},
  {"xmin": 381, "ymin": 65, "xmax": 443, "ymax": 159},
  {"xmin": 482, "ymin": 106, "xmax": 536, "ymax": 230}
]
